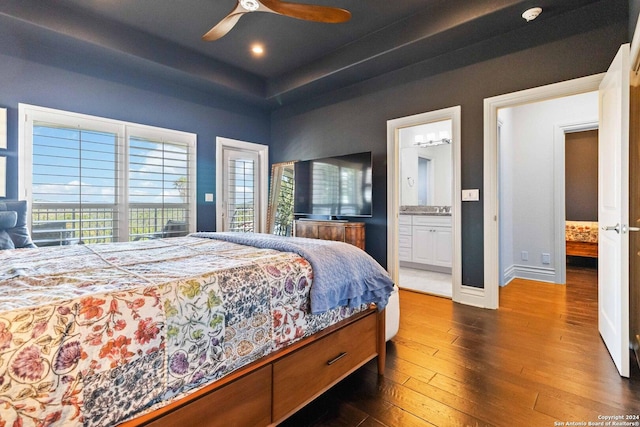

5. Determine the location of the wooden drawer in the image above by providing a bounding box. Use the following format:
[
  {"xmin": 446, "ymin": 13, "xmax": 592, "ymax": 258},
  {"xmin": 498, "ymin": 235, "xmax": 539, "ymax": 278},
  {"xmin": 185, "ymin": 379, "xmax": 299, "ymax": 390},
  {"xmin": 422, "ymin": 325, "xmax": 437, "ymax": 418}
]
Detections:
[
  {"xmin": 294, "ymin": 220, "xmax": 365, "ymax": 250},
  {"xmin": 272, "ymin": 312, "xmax": 377, "ymax": 422},
  {"xmin": 399, "ymin": 234, "xmax": 412, "ymax": 248},
  {"xmin": 146, "ymin": 365, "xmax": 272, "ymax": 427},
  {"xmin": 318, "ymin": 224, "xmax": 345, "ymax": 242},
  {"xmin": 294, "ymin": 222, "xmax": 319, "ymax": 239}
]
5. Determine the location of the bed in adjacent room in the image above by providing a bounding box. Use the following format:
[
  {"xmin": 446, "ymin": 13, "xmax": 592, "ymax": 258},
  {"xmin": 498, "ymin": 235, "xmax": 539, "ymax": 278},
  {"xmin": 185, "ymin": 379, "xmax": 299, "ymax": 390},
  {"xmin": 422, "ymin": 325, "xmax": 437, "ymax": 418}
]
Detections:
[
  {"xmin": 0, "ymin": 232, "xmax": 394, "ymax": 426},
  {"xmin": 565, "ymin": 220, "xmax": 599, "ymax": 258}
]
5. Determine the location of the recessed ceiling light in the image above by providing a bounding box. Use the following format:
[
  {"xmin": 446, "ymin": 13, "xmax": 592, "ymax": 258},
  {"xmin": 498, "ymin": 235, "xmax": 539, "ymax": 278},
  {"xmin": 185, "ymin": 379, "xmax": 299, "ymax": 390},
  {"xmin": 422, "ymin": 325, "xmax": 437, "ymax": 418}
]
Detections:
[
  {"xmin": 251, "ymin": 44, "xmax": 264, "ymax": 56},
  {"xmin": 522, "ymin": 7, "xmax": 542, "ymax": 22}
]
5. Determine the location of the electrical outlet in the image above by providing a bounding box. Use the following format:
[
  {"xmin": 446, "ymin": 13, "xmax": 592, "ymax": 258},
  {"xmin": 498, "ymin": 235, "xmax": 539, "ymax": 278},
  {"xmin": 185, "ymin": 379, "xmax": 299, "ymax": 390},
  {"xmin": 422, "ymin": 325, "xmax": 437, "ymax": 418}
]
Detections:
[
  {"xmin": 542, "ymin": 253, "xmax": 551, "ymax": 264},
  {"xmin": 521, "ymin": 251, "xmax": 528, "ymax": 261}
]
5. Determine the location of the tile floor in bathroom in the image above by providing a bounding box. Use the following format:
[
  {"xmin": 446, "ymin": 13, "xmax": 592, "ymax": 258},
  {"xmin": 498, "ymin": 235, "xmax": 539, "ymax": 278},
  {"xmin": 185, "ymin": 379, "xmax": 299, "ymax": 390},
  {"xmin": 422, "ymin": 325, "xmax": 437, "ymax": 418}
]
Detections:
[{"xmin": 398, "ymin": 266, "xmax": 452, "ymax": 298}]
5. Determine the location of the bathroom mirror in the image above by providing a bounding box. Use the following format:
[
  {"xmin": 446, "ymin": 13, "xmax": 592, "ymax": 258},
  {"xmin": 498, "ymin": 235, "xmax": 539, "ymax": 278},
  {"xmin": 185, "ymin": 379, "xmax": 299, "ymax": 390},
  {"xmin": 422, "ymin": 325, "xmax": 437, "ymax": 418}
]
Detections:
[
  {"xmin": 399, "ymin": 120, "xmax": 452, "ymax": 207},
  {"xmin": 267, "ymin": 161, "xmax": 295, "ymax": 235}
]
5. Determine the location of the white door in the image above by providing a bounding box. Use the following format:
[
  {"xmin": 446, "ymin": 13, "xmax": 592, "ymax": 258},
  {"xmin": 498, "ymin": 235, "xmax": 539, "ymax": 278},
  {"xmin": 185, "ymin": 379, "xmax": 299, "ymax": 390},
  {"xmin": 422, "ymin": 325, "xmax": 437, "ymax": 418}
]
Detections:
[
  {"xmin": 598, "ymin": 44, "xmax": 630, "ymax": 378},
  {"xmin": 216, "ymin": 137, "xmax": 269, "ymax": 233}
]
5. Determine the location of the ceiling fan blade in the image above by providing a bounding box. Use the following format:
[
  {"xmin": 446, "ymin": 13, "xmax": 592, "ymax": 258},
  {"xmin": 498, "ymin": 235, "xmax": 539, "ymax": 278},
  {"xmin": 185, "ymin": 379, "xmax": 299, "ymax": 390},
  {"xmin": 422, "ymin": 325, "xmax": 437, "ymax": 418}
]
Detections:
[
  {"xmin": 202, "ymin": 3, "xmax": 248, "ymax": 41},
  {"xmin": 260, "ymin": 0, "xmax": 351, "ymax": 23}
]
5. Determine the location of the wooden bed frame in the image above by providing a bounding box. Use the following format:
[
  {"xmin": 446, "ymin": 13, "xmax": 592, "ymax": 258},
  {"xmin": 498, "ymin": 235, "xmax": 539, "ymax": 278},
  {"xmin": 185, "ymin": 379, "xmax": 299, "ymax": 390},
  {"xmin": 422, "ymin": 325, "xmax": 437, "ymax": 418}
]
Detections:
[
  {"xmin": 566, "ymin": 240, "xmax": 598, "ymax": 258},
  {"xmin": 120, "ymin": 307, "xmax": 386, "ymax": 426}
]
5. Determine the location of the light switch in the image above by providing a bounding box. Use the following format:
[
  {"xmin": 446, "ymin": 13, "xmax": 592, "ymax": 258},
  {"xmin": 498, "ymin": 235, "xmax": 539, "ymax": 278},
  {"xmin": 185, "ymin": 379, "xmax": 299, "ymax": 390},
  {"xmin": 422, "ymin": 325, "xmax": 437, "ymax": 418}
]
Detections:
[
  {"xmin": 462, "ymin": 189, "xmax": 480, "ymax": 201},
  {"xmin": 205, "ymin": 193, "xmax": 214, "ymax": 202}
]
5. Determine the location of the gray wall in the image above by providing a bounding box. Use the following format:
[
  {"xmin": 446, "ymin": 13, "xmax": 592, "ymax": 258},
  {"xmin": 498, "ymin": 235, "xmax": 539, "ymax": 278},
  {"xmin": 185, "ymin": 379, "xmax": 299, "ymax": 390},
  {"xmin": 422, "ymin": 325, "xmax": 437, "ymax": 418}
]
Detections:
[
  {"xmin": 0, "ymin": 1, "xmax": 630, "ymax": 288},
  {"xmin": 631, "ymin": 0, "xmax": 640, "ymax": 38},
  {"xmin": 270, "ymin": 4, "xmax": 628, "ymax": 287},
  {"xmin": 0, "ymin": 23, "xmax": 271, "ymax": 233},
  {"xmin": 566, "ymin": 130, "xmax": 599, "ymax": 221}
]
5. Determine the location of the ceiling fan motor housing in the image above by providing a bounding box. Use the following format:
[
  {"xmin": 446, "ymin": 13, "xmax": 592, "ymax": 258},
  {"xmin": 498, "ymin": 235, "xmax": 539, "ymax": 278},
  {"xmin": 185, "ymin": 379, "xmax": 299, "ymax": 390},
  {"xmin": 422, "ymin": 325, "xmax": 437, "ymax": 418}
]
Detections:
[{"xmin": 241, "ymin": 0, "xmax": 260, "ymax": 12}]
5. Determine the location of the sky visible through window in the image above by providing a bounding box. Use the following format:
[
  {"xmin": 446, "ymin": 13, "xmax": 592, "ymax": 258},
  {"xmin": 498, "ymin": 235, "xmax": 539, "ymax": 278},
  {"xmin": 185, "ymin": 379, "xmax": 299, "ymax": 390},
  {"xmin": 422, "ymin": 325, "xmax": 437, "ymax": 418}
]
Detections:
[{"xmin": 32, "ymin": 125, "xmax": 188, "ymax": 204}]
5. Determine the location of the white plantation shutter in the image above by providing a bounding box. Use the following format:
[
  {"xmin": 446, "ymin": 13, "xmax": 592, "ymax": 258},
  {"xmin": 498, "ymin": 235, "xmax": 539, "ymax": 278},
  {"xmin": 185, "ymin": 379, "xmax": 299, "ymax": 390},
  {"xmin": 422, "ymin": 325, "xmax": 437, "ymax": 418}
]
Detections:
[
  {"xmin": 20, "ymin": 104, "xmax": 196, "ymax": 245},
  {"xmin": 222, "ymin": 149, "xmax": 258, "ymax": 232},
  {"xmin": 128, "ymin": 134, "xmax": 193, "ymax": 240},
  {"xmin": 30, "ymin": 121, "xmax": 121, "ymax": 245}
]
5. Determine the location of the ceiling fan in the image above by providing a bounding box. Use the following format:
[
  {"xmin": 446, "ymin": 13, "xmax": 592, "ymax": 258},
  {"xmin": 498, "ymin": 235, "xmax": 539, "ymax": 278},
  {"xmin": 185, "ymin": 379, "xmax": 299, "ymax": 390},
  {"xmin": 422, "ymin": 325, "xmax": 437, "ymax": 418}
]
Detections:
[{"xmin": 202, "ymin": 0, "xmax": 351, "ymax": 41}]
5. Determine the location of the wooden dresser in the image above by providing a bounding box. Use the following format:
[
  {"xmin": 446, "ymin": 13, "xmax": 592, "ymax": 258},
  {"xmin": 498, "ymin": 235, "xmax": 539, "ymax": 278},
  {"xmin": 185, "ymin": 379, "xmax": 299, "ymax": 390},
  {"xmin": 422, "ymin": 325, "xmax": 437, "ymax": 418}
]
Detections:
[{"xmin": 294, "ymin": 220, "xmax": 365, "ymax": 250}]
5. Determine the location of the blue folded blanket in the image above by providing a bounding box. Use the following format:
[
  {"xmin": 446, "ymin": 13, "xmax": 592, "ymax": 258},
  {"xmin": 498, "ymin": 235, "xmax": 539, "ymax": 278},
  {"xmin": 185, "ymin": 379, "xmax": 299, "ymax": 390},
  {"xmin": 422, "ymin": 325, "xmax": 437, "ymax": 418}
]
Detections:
[{"xmin": 192, "ymin": 232, "xmax": 394, "ymax": 314}]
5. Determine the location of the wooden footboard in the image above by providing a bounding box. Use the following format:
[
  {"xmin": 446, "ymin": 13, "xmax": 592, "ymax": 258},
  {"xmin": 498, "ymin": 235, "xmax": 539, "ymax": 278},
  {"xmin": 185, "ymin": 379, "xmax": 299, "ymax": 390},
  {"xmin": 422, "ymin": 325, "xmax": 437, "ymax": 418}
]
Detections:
[
  {"xmin": 566, "ymin": 241, "xmax": 598, "ymax": 258},
  {"xmin": 121, "ymin": 306, "xmax": 385, "ymax": 427}
]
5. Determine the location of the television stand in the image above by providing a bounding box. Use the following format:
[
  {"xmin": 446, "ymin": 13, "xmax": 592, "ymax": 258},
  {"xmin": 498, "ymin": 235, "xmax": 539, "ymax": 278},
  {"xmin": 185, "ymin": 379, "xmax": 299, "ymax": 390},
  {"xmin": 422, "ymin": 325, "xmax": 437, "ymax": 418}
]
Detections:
[{"xmin": 294, "ymin": 220, "xmax": 365, "ymax": 250}]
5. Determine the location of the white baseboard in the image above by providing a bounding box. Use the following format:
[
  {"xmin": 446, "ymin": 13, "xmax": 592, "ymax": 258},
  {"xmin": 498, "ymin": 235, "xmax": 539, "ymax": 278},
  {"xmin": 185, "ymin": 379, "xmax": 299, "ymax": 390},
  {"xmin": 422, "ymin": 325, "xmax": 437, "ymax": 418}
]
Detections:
[
  {"xmin": 502, "ymin": 265, "xmax": 516, "ymax": 286},
  {"xmin": 503, "ymin": 264, "xmax": 557, "ymax": 284}
]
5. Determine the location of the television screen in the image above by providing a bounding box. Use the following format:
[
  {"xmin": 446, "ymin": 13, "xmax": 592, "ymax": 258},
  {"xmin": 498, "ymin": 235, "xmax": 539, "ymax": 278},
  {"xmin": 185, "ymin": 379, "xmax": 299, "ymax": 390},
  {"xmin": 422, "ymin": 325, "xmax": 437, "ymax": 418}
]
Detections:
[{"xmin": 294, "ymin": 151, "xmax": 372, "ymax": 217}]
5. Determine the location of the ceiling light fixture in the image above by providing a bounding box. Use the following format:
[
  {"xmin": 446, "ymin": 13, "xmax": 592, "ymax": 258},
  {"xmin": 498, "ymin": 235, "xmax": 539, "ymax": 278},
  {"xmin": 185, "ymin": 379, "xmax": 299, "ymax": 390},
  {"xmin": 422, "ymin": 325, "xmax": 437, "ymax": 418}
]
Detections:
[
  {"xmin": 414, "ymin": 137, "xmax": 451, "ymax": 147},
  {"xmin": 251, "ymin": 44, "xmax": 264, "ymax": 56},
  {"xmin": 522, "ymin": 7, "xmax": 542, "ymax": 22}
]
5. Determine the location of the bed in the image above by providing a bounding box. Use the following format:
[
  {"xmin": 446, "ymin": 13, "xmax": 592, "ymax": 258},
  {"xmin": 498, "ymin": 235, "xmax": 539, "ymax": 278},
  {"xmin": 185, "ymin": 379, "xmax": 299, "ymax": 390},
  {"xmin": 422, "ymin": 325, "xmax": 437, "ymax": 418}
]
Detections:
[
  {"xmin": 566, "ymin": 220, "xmax": 598, "ymax": 258},
  {"xmin": 0, "ymin": 232, "xmax": 394, "ymax": 426}
]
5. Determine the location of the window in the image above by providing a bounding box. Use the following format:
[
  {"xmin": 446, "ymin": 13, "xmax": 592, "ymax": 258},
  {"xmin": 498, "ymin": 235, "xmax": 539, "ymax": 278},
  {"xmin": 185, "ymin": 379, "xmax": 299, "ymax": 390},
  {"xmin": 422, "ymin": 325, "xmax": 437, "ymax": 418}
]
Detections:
[
  {"xmin": 19, "ymin": 104, "xmax": 196, "ymax": 245},
  {"xmin": 225, "ymin": 154, "xmax": 257, "ymax": 232}
]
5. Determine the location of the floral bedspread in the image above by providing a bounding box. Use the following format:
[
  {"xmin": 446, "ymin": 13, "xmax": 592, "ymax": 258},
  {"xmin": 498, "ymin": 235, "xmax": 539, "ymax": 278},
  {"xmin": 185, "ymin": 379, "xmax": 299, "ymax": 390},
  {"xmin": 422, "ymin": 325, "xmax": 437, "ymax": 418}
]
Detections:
[
  {"xmin": 0, "ymin": 236, "xmax": 364, "ymax": 426},
  {"xmin": 565, "ymin": 221, "xmax": 599, "ymax": 243}
]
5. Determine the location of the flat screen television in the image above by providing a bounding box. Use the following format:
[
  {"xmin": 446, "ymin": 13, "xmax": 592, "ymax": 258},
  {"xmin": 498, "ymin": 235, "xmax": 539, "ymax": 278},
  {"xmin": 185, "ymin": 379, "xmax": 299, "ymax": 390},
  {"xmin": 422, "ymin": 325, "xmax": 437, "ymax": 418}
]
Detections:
[{"xmin": 294, "ymin": 151, "xmax": 372, "ymax": 218}]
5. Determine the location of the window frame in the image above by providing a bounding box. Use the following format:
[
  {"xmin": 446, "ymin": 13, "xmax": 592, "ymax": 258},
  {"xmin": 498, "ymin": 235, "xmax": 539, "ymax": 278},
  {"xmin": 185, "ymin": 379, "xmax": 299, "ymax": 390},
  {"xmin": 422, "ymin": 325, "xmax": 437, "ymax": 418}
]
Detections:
[{"xmin": 18, "ymin": 104, "xmax": 197, "ymax": 242}]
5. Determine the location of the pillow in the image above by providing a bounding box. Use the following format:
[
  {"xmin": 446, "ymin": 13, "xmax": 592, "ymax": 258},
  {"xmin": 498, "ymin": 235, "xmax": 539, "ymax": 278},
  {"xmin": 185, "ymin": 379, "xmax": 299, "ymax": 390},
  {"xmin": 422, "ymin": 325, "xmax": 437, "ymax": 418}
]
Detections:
[
  {"xmin": 0, "ymin": 230, "xmax": 15, "ymax": 250},
  {"xmin": 0, "ymin": 211, "xmax": 18, "ymax": 250},
  {"xmin": 0, "ymin": 211, "xmax": 17, "ymax": 229},
  {"xmin": 0, "ymin": 201, "xmax": 37, "ymax": 248}
]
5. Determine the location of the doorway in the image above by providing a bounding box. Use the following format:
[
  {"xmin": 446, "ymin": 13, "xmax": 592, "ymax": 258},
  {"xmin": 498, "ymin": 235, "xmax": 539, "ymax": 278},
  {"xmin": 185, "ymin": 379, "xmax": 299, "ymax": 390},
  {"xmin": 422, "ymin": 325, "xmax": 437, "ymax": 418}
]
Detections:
[
  {"xmin": 387, "ymin": 106, "xmax": 468, "ymax": 305},
  {"xmin": 565, "ymin": 129, "xmax": 599, "ymax": 270},
  {"xmin": 398, "ymin": 120, "xmax": 453, "ymax": 297},
  {"xmin": 483, "ymin": 74, "xmax": 604, "ymax": 309},
  {"xmin": 496, "ymin": 92, "xmax": 598, "ymax": 288}
]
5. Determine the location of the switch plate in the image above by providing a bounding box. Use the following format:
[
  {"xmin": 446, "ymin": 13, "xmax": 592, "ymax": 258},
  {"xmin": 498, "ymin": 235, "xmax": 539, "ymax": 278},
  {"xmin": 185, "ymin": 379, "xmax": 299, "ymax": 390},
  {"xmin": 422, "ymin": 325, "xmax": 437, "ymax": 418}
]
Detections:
[
  {"xmin": 205, "ymin": 193, "xmax": 214, "ymax": 202},
  {"xmin": 542, "ymin": 253, "xmax": 551, "ymax": 264},
  {"xmin": 462, "ymin": 189, "xmax": 480, "ymax": 201},
  {"xmin": 521, "ymin": 251, "xmax": 528, "ymax": 261}
]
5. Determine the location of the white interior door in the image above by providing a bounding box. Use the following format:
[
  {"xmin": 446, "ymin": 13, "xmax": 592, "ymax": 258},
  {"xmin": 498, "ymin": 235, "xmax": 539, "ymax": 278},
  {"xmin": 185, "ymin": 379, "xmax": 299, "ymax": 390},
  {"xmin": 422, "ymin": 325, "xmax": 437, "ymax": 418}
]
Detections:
[{"xmin": 598, "ymin": 43, "xmax": 630, "ymax": 378}]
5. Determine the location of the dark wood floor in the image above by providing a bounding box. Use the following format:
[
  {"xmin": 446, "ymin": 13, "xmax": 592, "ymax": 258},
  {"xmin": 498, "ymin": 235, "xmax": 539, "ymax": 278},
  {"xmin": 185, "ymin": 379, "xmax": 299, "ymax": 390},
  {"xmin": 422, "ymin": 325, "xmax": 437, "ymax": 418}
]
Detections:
[{"xmin": 278, "ymin": 266, "xmax": 640, "ymax": 426}]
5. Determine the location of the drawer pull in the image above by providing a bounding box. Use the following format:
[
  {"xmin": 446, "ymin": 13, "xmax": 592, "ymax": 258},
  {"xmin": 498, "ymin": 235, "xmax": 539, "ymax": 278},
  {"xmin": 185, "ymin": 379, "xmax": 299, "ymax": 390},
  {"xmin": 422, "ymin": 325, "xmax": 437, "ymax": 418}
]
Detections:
[{"xmin": 327, "ymin": 352, "xmax": 348, "ymax": 365}]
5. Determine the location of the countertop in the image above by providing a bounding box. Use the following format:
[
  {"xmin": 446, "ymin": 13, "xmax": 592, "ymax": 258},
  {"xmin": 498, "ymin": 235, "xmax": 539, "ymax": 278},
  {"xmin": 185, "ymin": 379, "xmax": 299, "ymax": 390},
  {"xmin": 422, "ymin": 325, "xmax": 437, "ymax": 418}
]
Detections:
[
  {"xmin": 399, "ymin": 206, "xmax": 451, "ymax": 216},
  {"xmin": 399, "ymin": 211, "xmax": 451, "ymax": 216}
]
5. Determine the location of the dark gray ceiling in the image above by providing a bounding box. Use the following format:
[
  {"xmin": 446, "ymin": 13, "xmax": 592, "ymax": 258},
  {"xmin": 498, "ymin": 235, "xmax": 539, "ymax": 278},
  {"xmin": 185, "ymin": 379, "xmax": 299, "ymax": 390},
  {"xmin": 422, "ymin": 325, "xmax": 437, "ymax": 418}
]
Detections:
[
  {"xmin": 55, "ymin": 0, "xmax": 435, "ymax": 78},
  {"xmin": 0, "ymin": 0, "xmax": 614, "ymax": 108}
]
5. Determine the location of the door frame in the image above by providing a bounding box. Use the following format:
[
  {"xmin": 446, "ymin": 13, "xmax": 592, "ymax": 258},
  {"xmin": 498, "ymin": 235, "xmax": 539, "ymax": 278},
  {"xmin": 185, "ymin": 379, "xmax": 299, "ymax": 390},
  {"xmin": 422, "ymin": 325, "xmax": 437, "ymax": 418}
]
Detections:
[
  {"xmin": 483, "ymin": 74, "xmax": 604, "ymax": 309},
  {"xmin": 387, "ymin": 106, "xmax": 463, "ymax": 304},
  {"xmin": 216, "ymin": 136, "xmax": 269, "ymax": 232}
]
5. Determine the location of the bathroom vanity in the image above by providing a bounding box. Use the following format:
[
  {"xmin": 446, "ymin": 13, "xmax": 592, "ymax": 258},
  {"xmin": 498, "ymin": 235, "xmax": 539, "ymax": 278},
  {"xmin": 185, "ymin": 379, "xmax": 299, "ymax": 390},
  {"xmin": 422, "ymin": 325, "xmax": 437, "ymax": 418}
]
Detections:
[{"xmin": 399, "ymin": 207, "xmax": 452, "ymax": 272}]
